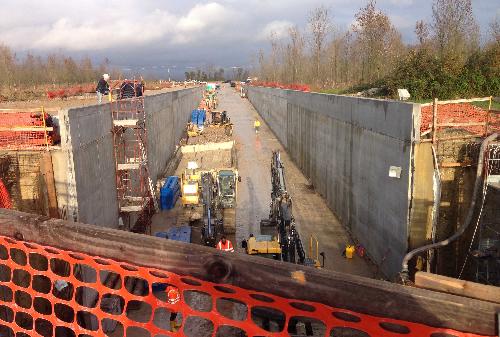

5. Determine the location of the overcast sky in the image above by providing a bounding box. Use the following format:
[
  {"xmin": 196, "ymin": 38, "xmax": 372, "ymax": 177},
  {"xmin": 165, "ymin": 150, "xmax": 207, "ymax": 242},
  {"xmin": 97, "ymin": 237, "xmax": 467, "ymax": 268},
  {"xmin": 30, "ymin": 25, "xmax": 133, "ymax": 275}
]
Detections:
[{"xmin": 0, "ymin": 0, "xmax": 497, "ymax": 78}]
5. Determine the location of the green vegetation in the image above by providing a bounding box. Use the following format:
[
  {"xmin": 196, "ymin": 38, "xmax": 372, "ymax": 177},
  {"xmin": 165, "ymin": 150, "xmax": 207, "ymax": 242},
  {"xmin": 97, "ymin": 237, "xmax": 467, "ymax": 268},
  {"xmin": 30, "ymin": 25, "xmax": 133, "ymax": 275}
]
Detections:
[
  {"xmin": 471, "ymin": 100, "xmax": 500, "ymax": 111},
  {"xmin": 255, "ymin": 0, "xmax": 499, "ymax": 101},
  {"xmin": 384, "ymin": 44, "xmax": 500, "ymax": 100}
]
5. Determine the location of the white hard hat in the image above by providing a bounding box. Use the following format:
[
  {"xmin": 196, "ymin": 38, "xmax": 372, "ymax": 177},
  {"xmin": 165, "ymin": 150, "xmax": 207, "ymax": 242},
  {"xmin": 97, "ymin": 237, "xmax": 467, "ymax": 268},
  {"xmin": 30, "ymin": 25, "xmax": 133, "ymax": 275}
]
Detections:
[{"xmin": 103, "ymin": 74, "xmax": 110, "ymax": 80}]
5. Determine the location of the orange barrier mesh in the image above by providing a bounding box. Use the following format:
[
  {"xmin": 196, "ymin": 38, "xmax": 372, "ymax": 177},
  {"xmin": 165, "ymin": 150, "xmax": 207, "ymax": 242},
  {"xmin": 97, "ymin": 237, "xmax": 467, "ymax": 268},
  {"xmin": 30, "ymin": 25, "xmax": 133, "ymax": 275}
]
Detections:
[
  {"xmin": 0, "ymin": 110, "xmax": 55, "ymax": 150},
  {"xmin": 0, "ymin": 235, "xmax": 491, "ymax": 337}
]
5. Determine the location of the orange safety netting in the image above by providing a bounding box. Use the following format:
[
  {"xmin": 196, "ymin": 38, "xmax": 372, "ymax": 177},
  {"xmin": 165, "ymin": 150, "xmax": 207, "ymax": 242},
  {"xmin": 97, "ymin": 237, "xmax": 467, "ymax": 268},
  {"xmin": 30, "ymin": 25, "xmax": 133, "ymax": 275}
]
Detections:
[
  {"xmin": 0, "ymin": 179, "xmax": 11, "ymax": 209},
  {"xmin": 0, "ymin": 111, "xmax": 53, "ymax": 150},
  {"xmin": 0, "ymin": 235, "xmax": 491, "ymax": 337}
]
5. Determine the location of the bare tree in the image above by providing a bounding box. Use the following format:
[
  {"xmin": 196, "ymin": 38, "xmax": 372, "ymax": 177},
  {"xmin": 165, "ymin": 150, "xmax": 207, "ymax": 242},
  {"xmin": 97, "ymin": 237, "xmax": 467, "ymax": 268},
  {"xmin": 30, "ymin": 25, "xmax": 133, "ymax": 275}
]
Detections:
[
  {"xmin": 285, "ymin": 26, "xmax": 305, "ymax": 83},
  {"xmin": 490, "ymin": 16, "xmax": 500, "ymax": 44},
  {"xmin": 431, "ymin": 0, "xmax": 479, "ymax": 65},
  {"xmin": 415, "ymin": 20, "xmax": 430, "ymax": 46},
  {"xmin": 352, "ymin": 0, "xmax": 402, "ymax": 83},
  {"xmin": 308, "ymin": 6, "xmax": 330, "ymax": 85}
]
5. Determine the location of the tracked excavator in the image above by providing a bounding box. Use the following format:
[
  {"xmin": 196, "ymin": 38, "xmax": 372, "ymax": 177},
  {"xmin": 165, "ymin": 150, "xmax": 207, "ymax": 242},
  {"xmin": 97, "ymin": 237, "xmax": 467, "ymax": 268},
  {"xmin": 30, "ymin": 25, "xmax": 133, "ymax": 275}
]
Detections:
[
  {"xmin": 200, "ymin": 172, "xmax": 223, "ymax": 247},
  {"xmin": 244, "ymin": 151, "xmax": 323, "ymax": 267},
  {"xmin": 199, "ymin": 169, "xmax": 240, "ymax": 246}
]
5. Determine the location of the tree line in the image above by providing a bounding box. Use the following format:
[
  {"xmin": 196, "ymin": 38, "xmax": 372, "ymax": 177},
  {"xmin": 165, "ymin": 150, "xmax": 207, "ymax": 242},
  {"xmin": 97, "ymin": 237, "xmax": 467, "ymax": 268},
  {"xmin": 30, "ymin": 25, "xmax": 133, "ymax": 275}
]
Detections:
[
  {"xmin": 0, "ymin": 44, "xmax": 117, "ymax": 88},
  {"xmin": 185, "ymin": 66, "xmax": 250, "ymax": 81},
  {"xmin": 255, "ymin": 0, "xmax": 499, "ymax": 99},
  {"xmin": 185, "ymin": 68, "xmax": 226, "ymax": 81}
]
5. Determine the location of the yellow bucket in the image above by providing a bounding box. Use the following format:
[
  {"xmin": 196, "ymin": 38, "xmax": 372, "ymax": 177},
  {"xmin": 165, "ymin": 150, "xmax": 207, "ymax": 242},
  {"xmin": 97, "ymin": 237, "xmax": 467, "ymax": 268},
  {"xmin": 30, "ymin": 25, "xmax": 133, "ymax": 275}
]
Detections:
[{"xmin": 345, "ymin": 245, "xmax": 355, "ymax": 259}]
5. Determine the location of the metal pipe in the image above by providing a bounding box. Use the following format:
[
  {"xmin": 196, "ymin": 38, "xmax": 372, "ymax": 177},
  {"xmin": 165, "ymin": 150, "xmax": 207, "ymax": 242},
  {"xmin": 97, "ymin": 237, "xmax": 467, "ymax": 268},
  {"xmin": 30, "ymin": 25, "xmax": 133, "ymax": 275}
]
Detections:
[
  {"xmin": 426, "ymin": 145, "xmax": 441, "ymax": 272},
  {"xmin": 401, "ymin": 133, "xmax": 498, "ymax": 279}
]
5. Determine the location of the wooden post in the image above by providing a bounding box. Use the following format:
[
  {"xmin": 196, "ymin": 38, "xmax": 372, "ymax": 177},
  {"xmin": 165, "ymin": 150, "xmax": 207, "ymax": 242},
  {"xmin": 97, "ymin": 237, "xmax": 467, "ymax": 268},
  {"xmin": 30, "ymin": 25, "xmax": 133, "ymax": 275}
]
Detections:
[
  {"xmin": 415, "ymin": 271, "xmax": 500, "ymax": 304},
  {"xmin": 432, "ymin": 98, "xmax": 438, "ymax": 147},
  {"xmin": 40, "ymin": 152, "xmax": 59, "ymax": 218},
  {"xmin": 485, "ymin": 96, "xmax": 492, "ymax": 136},
  {"xmin": 41, "ymin": 107, "xmax": 49, "ymax": 150}
]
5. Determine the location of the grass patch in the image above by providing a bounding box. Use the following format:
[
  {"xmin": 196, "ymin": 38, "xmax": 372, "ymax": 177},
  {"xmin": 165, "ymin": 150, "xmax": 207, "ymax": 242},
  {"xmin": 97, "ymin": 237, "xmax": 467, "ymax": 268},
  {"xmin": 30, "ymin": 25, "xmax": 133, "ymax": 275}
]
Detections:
[
  {"xmin": 471, "ymin": 100, "xmax": 500, "ymax": 111},
  {"xmin": 318, "ymin": 88, "xmax": 346, "ymax": 95}
]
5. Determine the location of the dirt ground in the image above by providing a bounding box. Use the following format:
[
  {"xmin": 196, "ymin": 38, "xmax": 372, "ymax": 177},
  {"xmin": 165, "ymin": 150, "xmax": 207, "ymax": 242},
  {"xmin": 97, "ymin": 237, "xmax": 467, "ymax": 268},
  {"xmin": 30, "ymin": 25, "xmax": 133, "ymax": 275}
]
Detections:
[
  {"xmin": 186, "ymin": 125, "xmax": 233, "ymax": 145},
  {"xmin": 0, "ymin": 86, "xmax": 188, "ymax": 110}
]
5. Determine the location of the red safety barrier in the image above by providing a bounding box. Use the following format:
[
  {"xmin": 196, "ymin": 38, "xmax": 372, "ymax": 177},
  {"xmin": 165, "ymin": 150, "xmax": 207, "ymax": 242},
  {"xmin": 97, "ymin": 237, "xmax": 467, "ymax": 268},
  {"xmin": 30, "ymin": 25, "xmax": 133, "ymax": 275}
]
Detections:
[
  {"xmin": 250, "ymin": 82, "xmax": 310, "ymax": 92},
  {"xmin": 0, "ymin": 180, "xmax": 11, "ymax": 209},
  {"xmin": 0, "ymin": 235, "xmax": 490, "ymax": 337},
  {"xmin": 0, "ymin": 111, "xmax": 53, "ymax": 149}
]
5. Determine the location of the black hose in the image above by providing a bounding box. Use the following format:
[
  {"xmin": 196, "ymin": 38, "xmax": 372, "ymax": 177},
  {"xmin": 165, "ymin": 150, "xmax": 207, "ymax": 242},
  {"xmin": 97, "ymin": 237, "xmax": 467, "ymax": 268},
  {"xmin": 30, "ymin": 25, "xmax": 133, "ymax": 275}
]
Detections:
[{"xmin": 401, "ymin": 133, "xmax": 498, "ymax": 279}]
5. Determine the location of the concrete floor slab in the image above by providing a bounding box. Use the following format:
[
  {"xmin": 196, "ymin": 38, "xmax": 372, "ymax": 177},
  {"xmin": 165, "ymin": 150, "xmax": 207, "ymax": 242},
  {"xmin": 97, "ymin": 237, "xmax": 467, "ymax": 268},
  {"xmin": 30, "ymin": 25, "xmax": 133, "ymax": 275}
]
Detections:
[{"xmin": 218, "ymin": 84, "xmax": 377, "ymax": 278}]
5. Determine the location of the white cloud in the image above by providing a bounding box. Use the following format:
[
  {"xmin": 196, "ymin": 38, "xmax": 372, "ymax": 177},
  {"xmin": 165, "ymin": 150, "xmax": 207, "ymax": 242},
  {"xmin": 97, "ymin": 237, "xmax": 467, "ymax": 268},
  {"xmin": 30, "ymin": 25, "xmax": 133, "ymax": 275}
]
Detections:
[
  {"xmin": 0, "ymin": 1, "xmax": 245, "ymax": 50},
  {"xmin": 258, "ymin": 20, "xmax": 294, "ymax": 40},
  {"xmin": 0, "ymin": 0, "xmax": 496, "ymax": 68},
  {"xmin": 174, "ymin": 2, "xmax": 241, "ymax": 44}
]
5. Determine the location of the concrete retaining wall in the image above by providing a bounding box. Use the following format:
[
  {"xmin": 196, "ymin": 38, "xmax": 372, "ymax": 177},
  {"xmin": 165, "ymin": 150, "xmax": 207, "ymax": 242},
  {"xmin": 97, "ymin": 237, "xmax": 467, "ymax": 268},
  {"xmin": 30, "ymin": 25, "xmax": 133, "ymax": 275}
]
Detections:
[
  {"xmin": 248, "ymin": 86, "xmax": 420, "ymax": 278},
  {"xmin": 146, "ymin": 87, "xmax": 202, "ymax": 184},
  {"xmin": 54, "ymin": 87, "xmax": 202, "ymax": 228}
]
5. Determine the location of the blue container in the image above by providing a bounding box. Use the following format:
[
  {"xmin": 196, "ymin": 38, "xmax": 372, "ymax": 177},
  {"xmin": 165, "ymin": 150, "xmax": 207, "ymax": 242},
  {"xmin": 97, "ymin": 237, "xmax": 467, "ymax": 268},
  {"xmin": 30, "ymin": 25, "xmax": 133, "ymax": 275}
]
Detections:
[
  {"xmin": 197, "ymin": 109, "xmax": 206, "ymax": 127},
  {"xmin": 154, "ymin": 232, "xmax": 168, "ymax": 239},
  {"xmin": 190, "ymin": 109, "xmax": 198, "ymax": 124},
  {"xmin": 167, "ymin": 226, "xmax": 191, "ymax": 243},
  {"xmin": 154, "ymin": 226, "xmax": 191, "ymax": 243},
  {"xmin": 160, "ymin": 176, "xmax": 180, "ymax": 210}
]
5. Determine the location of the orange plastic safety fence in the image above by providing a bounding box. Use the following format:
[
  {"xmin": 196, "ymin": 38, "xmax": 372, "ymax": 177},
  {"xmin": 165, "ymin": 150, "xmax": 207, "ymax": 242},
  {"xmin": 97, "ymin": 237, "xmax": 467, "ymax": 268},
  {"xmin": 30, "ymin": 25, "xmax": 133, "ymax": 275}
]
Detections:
[
  {"xmin": 0, "ymin": 111, "xmax": 52, "ymax": 150},
  {"xmin": 0, "ymin": 235, "xmax": 491, "ymax": 337}
]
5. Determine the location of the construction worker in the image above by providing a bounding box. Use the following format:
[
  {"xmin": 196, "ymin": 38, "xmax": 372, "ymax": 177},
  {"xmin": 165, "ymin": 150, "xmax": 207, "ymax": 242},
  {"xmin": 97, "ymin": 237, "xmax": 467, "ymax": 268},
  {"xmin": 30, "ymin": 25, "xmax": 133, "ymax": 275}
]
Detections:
[
  {"xmin": 216, "ymin": 236, "xmax": 234, "ymax": 252},
  {"xmin": 135, "ymin": 77, "xmax": 145, "ymax": 97},
  {"xmin": 254, "ymin": 119, "xmax": 261, "ymax": 134},
  {"xmin": 96, "ymin": 74, "xmax": 110, "ymax": 104},
  {"xmin": 120, "ymin": 79, "xmax": 136, "ymax": 99}
]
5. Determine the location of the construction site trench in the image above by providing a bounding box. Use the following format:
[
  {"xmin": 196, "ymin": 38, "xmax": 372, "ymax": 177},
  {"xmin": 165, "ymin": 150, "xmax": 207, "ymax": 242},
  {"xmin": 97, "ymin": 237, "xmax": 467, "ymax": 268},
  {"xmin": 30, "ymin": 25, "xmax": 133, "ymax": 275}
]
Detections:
[
  {"xmin": 0, "ymin": 82, "xmax": 499, "ymax": 337},
  {"xmin": 151, "ymin": 84, "xmax": 375, "ymax": 278}
]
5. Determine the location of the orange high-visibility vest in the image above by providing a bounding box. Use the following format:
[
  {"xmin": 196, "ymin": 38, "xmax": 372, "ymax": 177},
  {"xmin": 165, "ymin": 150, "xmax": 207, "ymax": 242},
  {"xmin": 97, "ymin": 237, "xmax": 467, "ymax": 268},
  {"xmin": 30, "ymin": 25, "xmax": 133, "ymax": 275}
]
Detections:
[{"xmin": 216, "ymin": 240, "xmax": 234, "ymax": 252}]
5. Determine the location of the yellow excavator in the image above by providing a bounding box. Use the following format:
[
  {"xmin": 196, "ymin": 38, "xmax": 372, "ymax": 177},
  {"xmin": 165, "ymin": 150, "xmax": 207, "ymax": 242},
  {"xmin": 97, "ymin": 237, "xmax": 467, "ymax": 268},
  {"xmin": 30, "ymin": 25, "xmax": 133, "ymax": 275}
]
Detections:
[
  {"xmin": 245, "ymin": 234, "xmax": 281, "ymax": 259},
  {"xmin": 243, "ymin": 151, "xmax": 324, "ymax": 268}
]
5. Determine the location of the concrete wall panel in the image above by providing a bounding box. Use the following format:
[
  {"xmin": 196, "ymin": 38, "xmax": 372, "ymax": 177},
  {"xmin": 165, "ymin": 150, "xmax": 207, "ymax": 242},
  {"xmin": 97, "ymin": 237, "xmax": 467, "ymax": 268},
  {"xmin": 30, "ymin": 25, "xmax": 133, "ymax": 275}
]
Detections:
[
  {"xmin": 248, "ymin": 86, "xmax": 419, "ymax": 278},
  {"xmin": 65, "ymin": 87, "xmax": 202, "ymax": 228}
]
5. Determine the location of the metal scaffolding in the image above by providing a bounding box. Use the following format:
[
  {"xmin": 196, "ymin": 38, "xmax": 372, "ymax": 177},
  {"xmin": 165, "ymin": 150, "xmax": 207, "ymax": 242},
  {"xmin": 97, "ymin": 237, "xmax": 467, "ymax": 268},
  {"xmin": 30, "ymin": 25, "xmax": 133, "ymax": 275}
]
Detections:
[
  {"xmin": 473, "ymin": 142, "xmax": 500, "ymax": 285},
  {"xmin": 111, "ymin": 97, "xmax": 157, "ymax": 230}
]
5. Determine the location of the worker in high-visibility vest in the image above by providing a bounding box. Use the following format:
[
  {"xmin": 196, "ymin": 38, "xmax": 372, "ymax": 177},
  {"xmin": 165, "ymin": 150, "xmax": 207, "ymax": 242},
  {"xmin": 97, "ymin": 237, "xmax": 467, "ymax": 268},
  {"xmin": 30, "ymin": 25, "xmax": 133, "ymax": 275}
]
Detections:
[{"xmin": 216, "ymin": 236, "xmax": 234, "ymax": 252}]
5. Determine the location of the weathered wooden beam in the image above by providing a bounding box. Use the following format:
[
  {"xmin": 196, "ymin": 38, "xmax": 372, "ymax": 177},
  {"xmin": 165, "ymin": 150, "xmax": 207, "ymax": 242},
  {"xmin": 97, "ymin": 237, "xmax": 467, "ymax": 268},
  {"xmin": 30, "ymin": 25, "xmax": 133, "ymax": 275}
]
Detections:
[
  {"xmin": 0, "ymin": 209, "xmax": 498, "ymax": 335},
  {"xmin": 40, "ymin": 152, "xmax": 59, "ymax": 218},
  {"xmin": 440, "ymin": 162, "xmax": 475, "ymax": 168},
  {"xmin": 437, "ymin": 122, "xmax": 486, "ymax": 127},
  {"xmin": 420, "ymin": 97, "xmax": 491, "ymax": 107},
  {"xmin": 0, "ymin": 127, "xmax": 53, "ymax": 132},
  {"xmin": 438, "ymin": 134, "xmax": 483, "ymax": 141},
  {"xmin": 415, "ymin": 272, "xmax": 500, "ymax": 304},
  {"xmin": 0, "ymin": 108, "xmax": 60, "ymax": 113}
]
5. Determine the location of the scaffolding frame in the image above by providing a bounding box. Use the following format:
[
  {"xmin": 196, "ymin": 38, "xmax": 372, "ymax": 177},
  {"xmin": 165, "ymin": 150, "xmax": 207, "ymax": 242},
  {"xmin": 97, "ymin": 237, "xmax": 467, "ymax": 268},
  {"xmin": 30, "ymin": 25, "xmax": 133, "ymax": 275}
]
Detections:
[{"xmin": 111, "ymin": 97, "xmax": 157, "ymax": 225}]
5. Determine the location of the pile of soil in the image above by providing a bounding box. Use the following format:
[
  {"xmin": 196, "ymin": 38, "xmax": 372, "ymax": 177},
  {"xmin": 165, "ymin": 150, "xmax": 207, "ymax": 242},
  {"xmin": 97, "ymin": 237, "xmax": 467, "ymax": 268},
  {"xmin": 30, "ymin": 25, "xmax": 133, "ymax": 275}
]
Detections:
[{"xmin": 187, "ymin": 125, "xmax": 233, "ymax": 145}]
